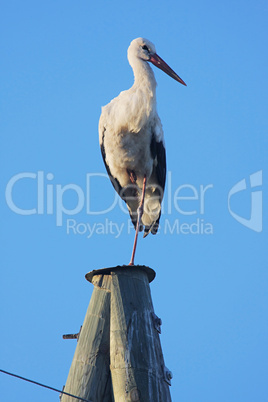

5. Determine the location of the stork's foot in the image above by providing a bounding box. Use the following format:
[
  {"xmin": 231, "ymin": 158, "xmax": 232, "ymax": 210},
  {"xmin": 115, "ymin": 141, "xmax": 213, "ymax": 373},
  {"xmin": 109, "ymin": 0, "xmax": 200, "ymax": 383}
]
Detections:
[{"xmin": 127, "ymin": 169, "xmax": 137, "ymax": 184}]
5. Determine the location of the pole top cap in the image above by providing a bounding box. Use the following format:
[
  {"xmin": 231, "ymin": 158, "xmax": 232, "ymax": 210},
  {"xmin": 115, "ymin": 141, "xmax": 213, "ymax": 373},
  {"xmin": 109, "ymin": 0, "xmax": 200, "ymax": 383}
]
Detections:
[{"xmin": 85, "ymin": 265, "xmax": 156, "ymax": 283}]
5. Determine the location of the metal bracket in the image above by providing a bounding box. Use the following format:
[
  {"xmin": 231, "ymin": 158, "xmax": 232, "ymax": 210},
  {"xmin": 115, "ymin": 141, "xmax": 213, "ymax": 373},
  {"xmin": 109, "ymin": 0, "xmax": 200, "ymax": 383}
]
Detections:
[
  {"xmin": 163, "ymin": 366, "xmax": 173, "ymax": 386},
  {"xmin": 59, "ymin": 385, "xmax": 65, "ymax": 400},
  {"xmin": 62, "ymin": 325, "xmax": 82, "ymax": 342},
  {"xmin": 151, "ymin": 312, "xmax": 162, "ymax": 334}
]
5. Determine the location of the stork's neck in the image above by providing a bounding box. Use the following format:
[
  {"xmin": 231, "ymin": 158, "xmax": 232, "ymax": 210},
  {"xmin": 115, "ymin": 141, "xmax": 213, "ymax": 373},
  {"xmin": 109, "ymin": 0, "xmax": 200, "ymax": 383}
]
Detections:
[{"xmin": 130, "ymin": 57, "xmax": 157, "ymax": 93}]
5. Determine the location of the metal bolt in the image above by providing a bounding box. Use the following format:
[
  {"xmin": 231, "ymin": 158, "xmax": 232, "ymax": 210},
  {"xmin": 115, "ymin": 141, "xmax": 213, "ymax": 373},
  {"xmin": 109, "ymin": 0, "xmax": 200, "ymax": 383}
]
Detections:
[
  {"xmin": 130, "ymin": 387, "xmax": 141, "ymax": 401},
  {"xmin": 164, "ymin": 366, "xmax": 173, "ymax": 386},
  {"xmin": 152, "ymin": 312, "xmax": 162, "ymax": 334}
]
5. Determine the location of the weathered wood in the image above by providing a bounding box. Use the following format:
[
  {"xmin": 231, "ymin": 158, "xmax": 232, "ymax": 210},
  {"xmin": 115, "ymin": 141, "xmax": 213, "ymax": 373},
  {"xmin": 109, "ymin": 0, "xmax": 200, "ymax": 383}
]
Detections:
[
  {"xmin": 61, "ymin": 274, "xmax": 113, "ymax": 402},
  {"xmin": 62, "ymin": 266, "xmax": 172, "ymax": 401},
  {"xmin": 110, "ymin": 267, "xmax": 171, "ymax": 402}
]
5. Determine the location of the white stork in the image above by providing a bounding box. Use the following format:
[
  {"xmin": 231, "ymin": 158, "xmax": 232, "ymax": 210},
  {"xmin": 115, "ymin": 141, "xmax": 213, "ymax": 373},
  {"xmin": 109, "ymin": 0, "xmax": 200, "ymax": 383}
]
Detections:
[{"xmin": 99, "ymin": 37, "xmax": 186, "ymax": 265}]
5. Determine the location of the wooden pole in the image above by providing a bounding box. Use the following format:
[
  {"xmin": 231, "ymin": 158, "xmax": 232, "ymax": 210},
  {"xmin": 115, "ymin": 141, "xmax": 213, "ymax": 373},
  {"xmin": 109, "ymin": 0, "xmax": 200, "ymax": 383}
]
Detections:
[
  {"xmin": 61, "ymin": 273, "xmax": 112, "ymax": 402},
  {"xmin": 110, "ymin": 266, "xmax": 171, "ymax": 402},
  {"xmin": 62, "ymin": 266, "xmax": 172, "ymax": 402}
]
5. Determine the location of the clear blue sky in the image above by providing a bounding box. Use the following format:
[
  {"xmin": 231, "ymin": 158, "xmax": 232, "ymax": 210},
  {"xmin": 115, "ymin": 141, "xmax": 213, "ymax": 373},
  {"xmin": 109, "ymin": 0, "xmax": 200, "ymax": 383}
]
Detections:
[{"xmin": 1, "ymin": 1, "xmax": 267, "ymax": 401}]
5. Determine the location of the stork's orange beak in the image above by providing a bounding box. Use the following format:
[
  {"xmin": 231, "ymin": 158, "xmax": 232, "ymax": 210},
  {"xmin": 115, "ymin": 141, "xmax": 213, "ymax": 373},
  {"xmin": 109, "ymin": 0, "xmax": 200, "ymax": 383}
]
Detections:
[{"xmin": 149, "ymin": 53, "xmax": 187, "ymax": 86}]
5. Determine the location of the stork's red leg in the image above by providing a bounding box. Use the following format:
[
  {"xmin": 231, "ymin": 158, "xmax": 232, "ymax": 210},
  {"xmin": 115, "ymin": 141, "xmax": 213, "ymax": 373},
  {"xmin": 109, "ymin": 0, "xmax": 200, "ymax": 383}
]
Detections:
[{"xmin": 129, "ymin": 175, "xmax": 147, "ymax": 266}]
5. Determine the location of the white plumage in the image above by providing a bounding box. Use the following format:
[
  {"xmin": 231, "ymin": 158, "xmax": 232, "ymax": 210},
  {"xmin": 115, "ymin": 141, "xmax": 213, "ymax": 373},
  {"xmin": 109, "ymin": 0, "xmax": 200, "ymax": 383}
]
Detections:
[{"xmin": 99, "ymin": 38, "xmax": 186, "ymax": 263}]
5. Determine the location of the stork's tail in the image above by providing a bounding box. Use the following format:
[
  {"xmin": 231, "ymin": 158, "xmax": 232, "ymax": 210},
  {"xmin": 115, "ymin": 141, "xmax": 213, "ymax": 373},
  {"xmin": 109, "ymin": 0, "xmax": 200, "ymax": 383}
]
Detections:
[
  {"xmin": 129, "ymin": 210, "xmax": 160, "ymax": 237},
  {"xmin": 142, "ymin": 193, "xmax": 162, "ymax": 237},
  {"xmin": 143, "ymin": 212, "xmax": 161, "ymax": 237},
  {"xmin": 126, "ymin": 184, "xmax": 162, "ymax": 236}
]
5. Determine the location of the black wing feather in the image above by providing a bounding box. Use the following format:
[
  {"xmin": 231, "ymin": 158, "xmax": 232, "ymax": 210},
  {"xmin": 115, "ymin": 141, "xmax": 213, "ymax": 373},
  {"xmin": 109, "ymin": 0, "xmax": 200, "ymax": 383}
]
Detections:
[
  {"xmin": 150, "ymin": 132, "xmax": 166, "ymax": 193},
  {"xmin": 144, "ymin": 133, "xmax": 166, "ymax": 236}
]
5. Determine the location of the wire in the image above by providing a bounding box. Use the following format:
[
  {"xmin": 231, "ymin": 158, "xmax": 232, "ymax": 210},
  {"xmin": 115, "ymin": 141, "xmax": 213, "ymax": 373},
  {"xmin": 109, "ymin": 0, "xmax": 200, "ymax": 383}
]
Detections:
[{"xmin": 0, "ymin": 369, "xmax": 90, "ymax": 402}]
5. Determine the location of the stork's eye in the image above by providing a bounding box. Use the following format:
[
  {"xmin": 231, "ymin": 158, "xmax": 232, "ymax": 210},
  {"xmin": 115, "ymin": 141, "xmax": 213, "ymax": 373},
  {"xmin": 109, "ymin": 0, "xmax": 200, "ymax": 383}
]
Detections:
[{"xmin": 142, "ymin": 45, "xmax": 149, "ymax": 52}]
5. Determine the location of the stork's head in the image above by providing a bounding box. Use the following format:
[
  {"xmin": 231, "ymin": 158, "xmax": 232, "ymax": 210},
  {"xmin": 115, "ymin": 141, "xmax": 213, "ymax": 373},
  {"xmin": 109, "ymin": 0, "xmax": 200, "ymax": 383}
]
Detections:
[{"xmin": 128, "ymin": 37, "xmax": 186, "ymax": 86}]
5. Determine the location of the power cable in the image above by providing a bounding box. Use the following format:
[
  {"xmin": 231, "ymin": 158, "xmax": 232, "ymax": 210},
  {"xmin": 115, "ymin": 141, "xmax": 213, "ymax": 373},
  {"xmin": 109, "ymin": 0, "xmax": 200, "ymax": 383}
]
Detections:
[{"xmin": 0, "ymin": 369, "xmax": 90, "ymax": 402}]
